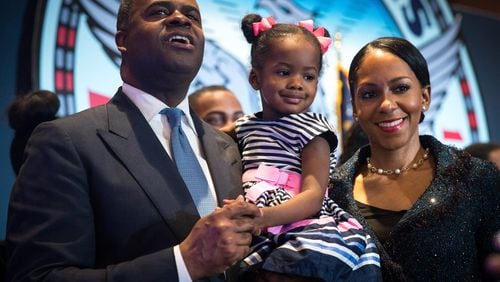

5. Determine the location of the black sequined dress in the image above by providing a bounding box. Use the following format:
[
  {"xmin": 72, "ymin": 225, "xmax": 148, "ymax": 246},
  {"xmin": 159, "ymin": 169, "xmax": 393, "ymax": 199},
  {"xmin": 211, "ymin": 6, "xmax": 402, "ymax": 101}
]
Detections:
[{"xmin": 330, "ymin": 135, "xmax": 500, "ymax": 281}]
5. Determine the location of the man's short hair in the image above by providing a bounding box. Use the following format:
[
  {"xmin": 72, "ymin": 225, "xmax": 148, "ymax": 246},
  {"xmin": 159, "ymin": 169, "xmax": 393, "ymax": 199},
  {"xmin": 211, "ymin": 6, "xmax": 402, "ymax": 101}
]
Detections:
[
  {"xmin": 189, "ymin": 85, "xmax": 232, "ymax": 104},
  {"xmin": 117, "ymin": 0, "xmax": 133, "ymax": 31},
  {"xmin": 464, "ymin": 142, "xmax": 500, "ymax": 161}
]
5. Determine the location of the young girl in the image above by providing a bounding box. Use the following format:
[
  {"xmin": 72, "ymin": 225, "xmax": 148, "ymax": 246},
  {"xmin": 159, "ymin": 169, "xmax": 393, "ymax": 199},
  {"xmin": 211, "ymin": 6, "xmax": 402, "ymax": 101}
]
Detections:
[{"xmin": 232, "ymin": 14, "xmax": 382, "ymax": 281}]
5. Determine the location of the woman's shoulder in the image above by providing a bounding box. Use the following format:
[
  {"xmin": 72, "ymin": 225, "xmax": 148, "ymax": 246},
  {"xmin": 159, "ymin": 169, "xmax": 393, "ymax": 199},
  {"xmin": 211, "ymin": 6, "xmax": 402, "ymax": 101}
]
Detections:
[
  {"xmin": 423, "ymin": 135, "xmax": 499, "ymax": 191},
  {"xmin": 330, "ymin": 146, "xmax": 368, "ymax": 187},
  {"xmin": 424, "ymin": 135, "xmax": 493, "ymax": 171}
]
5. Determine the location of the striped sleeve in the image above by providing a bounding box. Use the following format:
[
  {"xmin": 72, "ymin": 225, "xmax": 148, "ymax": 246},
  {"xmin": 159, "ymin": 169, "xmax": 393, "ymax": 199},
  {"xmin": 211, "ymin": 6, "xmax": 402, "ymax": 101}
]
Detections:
[{"xmin": 235, "ymin": 112, "xmax": 338, "ymax": 174}]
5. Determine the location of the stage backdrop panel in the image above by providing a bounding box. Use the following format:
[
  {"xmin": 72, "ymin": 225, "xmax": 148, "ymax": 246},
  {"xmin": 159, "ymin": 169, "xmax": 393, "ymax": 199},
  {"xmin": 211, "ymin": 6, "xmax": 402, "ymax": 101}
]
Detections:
[{"xmin": 36, "ymin": 0, "xmax": 489, "ymax": 148}]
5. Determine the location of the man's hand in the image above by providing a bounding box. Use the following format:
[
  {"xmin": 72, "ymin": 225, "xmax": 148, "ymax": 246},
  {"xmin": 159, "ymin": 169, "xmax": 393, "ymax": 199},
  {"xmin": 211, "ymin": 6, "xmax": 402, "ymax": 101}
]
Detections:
[{"xmin": 180, "ymin": 195, "xmax": 262, "ymax": 280}]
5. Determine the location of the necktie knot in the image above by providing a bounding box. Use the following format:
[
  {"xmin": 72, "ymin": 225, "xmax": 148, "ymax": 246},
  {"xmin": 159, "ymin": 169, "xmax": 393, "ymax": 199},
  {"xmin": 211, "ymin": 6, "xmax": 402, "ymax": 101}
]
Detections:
[{"xmin": 160, "ymin": 108, "xmax": 183, "ymax": 129}]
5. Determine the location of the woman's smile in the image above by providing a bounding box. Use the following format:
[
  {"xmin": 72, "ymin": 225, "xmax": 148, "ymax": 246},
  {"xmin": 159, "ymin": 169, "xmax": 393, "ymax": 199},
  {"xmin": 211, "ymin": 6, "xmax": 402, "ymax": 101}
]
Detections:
[{"xmin": 376, "ymin": 117, "xmax": 407, "ymax": 133}]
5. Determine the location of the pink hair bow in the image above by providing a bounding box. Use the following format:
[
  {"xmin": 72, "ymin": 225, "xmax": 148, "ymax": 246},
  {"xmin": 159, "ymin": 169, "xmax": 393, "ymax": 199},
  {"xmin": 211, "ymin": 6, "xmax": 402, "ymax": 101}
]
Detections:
[
  {"xmin": 253, "ymin": 16, "xmax": 276, "ymax": 36},
  {"xmin": 297, "ymin": 19, "xmax": 332, "ymax": 54}
]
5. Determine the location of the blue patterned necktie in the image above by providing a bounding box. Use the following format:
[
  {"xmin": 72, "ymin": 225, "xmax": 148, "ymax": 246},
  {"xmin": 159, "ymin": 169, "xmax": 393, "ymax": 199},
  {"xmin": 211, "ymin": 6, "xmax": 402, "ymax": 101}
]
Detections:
[{"xmin": 161, "ymin": 108, "xmax": 216, "ymax": 216}]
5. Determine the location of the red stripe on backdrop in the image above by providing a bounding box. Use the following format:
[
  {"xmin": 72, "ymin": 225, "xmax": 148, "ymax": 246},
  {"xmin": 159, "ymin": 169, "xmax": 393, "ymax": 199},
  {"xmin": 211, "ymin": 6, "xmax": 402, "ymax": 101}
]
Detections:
[
  {"xmin": 55, "ymin": 70, "xmax": 64, "ymax": 90},
  {"xmin": 57, "ymin": 26, "xmax": 67, "ymax": 46},
  {"xmin": 443, "ymin": 130, "xmax": 463, "ymax": 141},
  {"xmin": 468, "ymin": 112, "xmax": 477, "ymax": 129},
  {"xmin": 66, "ymin": 72, "xmax": 73, "ymax": 92},
  {"xmin": 89, "ymin": 90, "xmax": 110, "ymax": 107},
  {"xmin": 68, "ymin": 29, "xmax": 76, "ymax": 48},
  {"xmin": 460, "ymin": 80, "xmax": 470, "ymax": 96}
]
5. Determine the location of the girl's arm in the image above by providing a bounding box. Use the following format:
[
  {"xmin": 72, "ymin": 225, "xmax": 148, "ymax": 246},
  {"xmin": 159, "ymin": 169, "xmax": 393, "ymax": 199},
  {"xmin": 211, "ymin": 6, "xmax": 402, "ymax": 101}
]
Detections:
[{"xmin": 257, "ymin": 136, "xmax": 331, "ymax": 228}]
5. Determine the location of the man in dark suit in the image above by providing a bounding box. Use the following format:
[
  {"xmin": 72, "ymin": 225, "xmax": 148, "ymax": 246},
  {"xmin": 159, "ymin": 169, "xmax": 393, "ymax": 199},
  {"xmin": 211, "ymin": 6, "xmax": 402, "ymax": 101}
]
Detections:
[{"xmin": 6, "ymin": 0, "xmax": 261, "ymax": 281}]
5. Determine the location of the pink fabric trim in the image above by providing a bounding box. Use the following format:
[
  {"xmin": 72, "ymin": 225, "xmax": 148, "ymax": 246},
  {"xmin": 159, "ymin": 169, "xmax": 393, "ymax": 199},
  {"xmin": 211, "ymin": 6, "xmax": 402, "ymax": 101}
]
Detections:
[
  {"xmin": 252, "ymin": 17, "xmax": 331, "ymax": 54},
  {"xmin": 296, "ymin": 19, "xmax": 332, "ymax": 54},
  {"xmin": 266, "ymin": 216, "xmax": 335, "ymax": 234},
  {"xmin": 252, "ymin": 16, "xmax": 276, "ymax": 36},
  {"xmin": 242, "ymin": 165, "xmax": 302, "ymax": 202}
]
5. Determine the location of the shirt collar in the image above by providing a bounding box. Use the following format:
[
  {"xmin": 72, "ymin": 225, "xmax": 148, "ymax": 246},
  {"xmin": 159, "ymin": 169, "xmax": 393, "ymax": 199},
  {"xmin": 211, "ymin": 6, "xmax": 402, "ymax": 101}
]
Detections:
[{"xmin": 122, "ymin": 82, "xmax": 197, "ymax": 132}]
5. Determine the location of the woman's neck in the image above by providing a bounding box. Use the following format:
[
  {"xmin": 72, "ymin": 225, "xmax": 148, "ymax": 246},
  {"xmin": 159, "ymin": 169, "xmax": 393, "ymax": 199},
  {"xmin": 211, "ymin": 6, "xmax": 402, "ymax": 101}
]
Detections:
[{"xmin": 368, "ymin": 140, "xmax": 423, "ymax": 172}]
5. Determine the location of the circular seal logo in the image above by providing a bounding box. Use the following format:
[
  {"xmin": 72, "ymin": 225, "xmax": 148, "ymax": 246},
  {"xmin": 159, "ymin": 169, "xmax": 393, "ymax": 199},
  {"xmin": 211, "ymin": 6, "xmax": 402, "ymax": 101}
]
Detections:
[{"xmin": 37, "ymin": 0, "xmax": 489, "ymax": 148}]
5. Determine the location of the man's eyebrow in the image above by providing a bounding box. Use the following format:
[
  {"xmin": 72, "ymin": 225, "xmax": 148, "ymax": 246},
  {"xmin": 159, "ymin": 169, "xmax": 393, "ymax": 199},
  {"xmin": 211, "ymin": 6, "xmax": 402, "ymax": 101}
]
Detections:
[
  {"xmin": 206, "ymin": 111, "xmax": 225, "ymax": 115},
  {"xmin": 145, "ymin": 2, "xmax": 200, "ymax": 15},
  {"xmin": 146, "ymin": 1, "xmax": 169, "ymax": 9}
]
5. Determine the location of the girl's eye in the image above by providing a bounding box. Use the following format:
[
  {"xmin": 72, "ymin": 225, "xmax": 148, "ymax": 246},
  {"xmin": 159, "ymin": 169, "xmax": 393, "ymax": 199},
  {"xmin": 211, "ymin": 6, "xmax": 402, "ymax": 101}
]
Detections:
[
  {"xmin": 277, "ymin": 70, "xmax": 290, "ymax": 76},
  {"xmin": 393, "ymin": 84, "xmax": 410, "ymax": 93},
  {"xmin": 304, "ymin": 74, "xmax": 316, "ymax": 81}
]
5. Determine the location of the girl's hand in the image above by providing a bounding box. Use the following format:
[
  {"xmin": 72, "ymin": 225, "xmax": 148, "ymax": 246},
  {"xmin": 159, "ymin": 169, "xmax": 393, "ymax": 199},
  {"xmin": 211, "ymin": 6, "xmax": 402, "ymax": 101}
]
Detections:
[
  {"xmin": 223, "ymin": 196, "xmax": 264, "ymax": 235},
  {"xmin": 223, "ymin": 199, "xmax": 236, "ymax": 206},
  {"xmin": 223, "ymin": 194, "xmax": 249, "ymax": 206}
]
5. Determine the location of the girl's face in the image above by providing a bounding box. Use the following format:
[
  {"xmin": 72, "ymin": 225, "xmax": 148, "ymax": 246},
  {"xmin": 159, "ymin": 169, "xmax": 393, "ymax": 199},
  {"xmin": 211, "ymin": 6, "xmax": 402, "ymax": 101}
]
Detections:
[
  {"xmin": 352, "ymin": 49, "xmax": 430, "ymax": 151},
  {"xmin": 249, "ymin": 36, "xmax": 320, "ymax": 120}
]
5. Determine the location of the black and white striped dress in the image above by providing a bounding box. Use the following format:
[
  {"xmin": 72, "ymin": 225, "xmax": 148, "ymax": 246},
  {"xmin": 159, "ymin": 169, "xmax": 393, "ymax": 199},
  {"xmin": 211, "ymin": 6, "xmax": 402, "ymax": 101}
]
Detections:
[
  {"xmin": 236, "ymin": 111, "xmax": 338, "ymax": 175},
  {"xmin": 234, "ymin": 112, "xmax": 381, "ymax": 281}
]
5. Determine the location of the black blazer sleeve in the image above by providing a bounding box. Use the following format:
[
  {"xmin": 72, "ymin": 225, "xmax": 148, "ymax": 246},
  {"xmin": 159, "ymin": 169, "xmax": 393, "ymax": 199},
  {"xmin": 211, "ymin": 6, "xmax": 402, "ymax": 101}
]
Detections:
[{"xmin": 7, "ymin": 121, "xmax": 179, "ymax": 282}]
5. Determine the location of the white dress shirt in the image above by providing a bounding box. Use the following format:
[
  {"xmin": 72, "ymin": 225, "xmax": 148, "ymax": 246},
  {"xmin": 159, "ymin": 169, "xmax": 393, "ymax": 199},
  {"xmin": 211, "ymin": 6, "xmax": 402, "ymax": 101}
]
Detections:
[{"xmin": 122, "ymin": 83, "xmax": 218, "ymax": 281}]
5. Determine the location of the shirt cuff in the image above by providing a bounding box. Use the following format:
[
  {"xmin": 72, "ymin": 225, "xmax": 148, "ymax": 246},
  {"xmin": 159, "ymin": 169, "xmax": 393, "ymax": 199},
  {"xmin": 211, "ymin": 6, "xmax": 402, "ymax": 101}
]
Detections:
[{"xmin": 174, "ymin": 244, "xmax": 192, "ymax": 282}]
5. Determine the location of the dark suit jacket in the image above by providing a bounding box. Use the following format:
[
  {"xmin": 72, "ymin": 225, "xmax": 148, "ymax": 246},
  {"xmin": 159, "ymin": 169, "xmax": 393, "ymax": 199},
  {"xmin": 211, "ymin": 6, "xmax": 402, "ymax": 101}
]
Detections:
[{"xmin": 6, "ymin": 89, "xmax": 243, "ymax": 281}]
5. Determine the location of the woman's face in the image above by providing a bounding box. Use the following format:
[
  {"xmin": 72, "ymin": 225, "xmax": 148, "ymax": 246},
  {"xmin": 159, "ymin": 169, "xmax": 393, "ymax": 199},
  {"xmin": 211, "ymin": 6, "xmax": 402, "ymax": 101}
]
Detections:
[{"xmin": 352, "ymin": 49, "xmax": 430, "ymax": 151}]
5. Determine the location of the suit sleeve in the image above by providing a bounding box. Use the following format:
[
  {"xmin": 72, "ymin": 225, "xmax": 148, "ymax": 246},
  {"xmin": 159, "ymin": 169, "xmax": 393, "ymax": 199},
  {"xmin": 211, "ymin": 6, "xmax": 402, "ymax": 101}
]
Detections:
[{"xmin": 6, "ymin": 122, "xmax": 179, "ymax": 282}]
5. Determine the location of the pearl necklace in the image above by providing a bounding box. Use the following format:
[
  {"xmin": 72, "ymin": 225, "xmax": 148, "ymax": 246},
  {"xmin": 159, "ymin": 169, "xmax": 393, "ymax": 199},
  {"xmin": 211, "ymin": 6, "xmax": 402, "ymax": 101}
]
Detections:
[{"xmin": 366, "ymin": 148, "xmax": 430, "ymax": 176}]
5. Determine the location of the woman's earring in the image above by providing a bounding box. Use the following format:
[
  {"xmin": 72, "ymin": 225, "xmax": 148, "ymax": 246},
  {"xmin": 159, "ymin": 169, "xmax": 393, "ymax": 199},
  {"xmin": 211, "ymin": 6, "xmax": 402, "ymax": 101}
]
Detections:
[{"xmin": 422, "ymin": 106, "xmax": 427, "ymax": 111}]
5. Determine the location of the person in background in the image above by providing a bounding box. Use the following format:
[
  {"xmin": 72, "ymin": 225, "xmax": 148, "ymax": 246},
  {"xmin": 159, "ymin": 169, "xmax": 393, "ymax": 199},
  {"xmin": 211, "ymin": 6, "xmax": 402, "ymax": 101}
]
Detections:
[
  {"xmin": 329, "ymin": 36, "xmax": 500, "ymax": 281},
  {"xmin": 189, "ymin": 85, "xmax": 244, "ymax": 133},
  {"xmin": 6, "ymin": 0, "xmax": 261, "ymax": 281},
  {"xmin": 7, "ymin": 90, "xmax": 59, "ymax": 175},
  {"xmin": 232, "ymin": 14, "xmax": 381, "ymax": 281},
  {"xmin": 339, "ymin": 121, "xmax": 369, "ymax": 165},
  {"xmin": 464, "ymin": 142, "xmax": 500, "ymax": 280},
  {"xmin": 464, "ymin": 142, "xmax": 500, "ymax": 169}
]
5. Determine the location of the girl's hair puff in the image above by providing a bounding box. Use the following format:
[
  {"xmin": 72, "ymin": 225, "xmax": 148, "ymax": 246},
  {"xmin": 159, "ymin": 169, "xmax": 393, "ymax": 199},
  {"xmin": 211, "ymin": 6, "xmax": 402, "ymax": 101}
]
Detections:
[{"xmin": 241, "ymin": 14, "xmax": 329, "ymax": 72}]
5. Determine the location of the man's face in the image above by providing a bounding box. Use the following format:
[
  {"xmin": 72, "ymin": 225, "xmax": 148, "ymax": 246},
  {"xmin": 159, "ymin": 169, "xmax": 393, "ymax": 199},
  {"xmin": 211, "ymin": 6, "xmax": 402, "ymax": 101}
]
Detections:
[
  {"xmin": 193, "ymin": 90, "xmax": 244, "ymax": 133},
  {"xmin": 489, "ymin": 148, "xmax": 500, "ymax": 170},
  {"xmin": 118, "ymin": 0, "xmax": 205, "ymax": 78}
]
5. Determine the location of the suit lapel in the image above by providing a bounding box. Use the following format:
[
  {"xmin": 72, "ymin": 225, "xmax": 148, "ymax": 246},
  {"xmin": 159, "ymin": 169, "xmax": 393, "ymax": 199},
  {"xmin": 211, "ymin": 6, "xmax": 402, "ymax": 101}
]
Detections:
[
  {"xmin": 191, "ymin": 112, "xmax": 242, "ymax": 206},
  {"xmin": 97, "ymin": 90, "xmax": 199, "ymax": 240},
  {"xmin": 392, "ymin": 138, "xmax": 454, "ymax": 232}
]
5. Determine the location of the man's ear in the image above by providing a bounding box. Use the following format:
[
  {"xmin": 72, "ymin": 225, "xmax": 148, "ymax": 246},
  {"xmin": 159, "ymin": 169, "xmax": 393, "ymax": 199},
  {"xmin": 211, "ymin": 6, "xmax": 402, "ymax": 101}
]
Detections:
[
  {"xmin": 115, "ymin": 30, "xmax": 127, "ymax": 54},
  {"xmin": 248, "ymin": 70, "xmax": 260, "ymax": 90}
]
